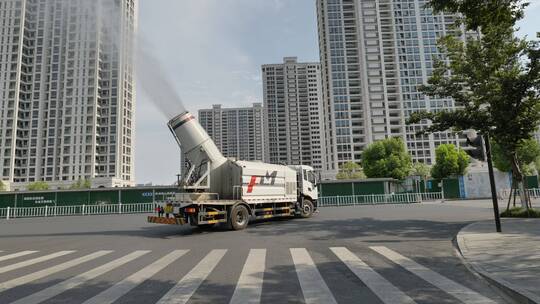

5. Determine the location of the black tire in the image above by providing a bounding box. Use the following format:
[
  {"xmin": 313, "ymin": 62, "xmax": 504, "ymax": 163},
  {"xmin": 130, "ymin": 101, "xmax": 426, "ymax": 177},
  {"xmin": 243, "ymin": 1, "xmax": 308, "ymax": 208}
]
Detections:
[
  {"xmin": 229, "ymin": 205, "xmax": 250, "ymax": 230},
  {"xmin": 300, "ymin": 199, "xmax": 314, "ymax": 218}
]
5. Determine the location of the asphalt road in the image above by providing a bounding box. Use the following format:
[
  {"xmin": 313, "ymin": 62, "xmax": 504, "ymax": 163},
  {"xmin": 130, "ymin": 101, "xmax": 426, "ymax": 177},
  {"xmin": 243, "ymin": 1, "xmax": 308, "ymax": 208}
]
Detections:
[{"xmin": 0, "ymin": 200, "xmax": 513, "ymax": 304}]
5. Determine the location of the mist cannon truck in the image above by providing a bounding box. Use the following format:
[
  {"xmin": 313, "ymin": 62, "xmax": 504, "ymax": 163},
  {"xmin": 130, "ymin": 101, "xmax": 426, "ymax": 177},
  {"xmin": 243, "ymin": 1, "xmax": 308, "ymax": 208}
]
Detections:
[{"xmin": 147, "ymin": 111, "xmax": 318, "ymax": 230}]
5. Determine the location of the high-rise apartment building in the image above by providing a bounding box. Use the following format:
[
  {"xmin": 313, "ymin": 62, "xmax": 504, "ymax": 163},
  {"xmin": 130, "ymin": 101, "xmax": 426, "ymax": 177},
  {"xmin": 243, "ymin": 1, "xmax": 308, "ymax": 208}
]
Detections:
[
  {"xmin": 0, "ymin": 0, "xmax": 137, "ymax": 189},
  {"xmin": 316, "ymin": 0, "xmax": 462, "ymax": 177},
  {"xmin": 198, "ymin": 103, "xmax": 265, "ymax": 162},
  {"xmin": 262, "ymin": 57, "xmax": 325, "ymax": 173}
]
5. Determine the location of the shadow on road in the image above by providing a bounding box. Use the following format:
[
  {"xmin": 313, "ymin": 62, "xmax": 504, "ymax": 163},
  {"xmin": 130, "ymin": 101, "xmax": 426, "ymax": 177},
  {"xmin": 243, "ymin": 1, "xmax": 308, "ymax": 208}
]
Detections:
[
  {"xmin": 0, "ymin": 216, "xmax": 470, "ymax": 242},
  {"xmin": 245, "ymin": 216, "xmax": 470, "ymax": 241}
]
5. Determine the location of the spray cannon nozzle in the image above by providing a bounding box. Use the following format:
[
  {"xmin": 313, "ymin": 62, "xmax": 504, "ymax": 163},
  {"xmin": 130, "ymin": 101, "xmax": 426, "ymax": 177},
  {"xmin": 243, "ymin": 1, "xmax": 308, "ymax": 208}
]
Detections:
[
  {"xmin": 167, "ymin": 111, "xmax": 226, "ymax": 165},
  {"xmin": 168, "ymin": 111, "xmax": 194, "ymax": 131}
]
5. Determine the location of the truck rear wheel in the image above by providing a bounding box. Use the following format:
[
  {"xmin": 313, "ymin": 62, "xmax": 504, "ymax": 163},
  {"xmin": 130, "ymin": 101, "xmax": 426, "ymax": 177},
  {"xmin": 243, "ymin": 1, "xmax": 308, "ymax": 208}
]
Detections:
[
  {"xmin": 229, "ymin": 205, "xmax": 249, "ymax": 230},
  {"xmin": 300, "ymin": 199, "xmax": 314, "ymax": 218}
]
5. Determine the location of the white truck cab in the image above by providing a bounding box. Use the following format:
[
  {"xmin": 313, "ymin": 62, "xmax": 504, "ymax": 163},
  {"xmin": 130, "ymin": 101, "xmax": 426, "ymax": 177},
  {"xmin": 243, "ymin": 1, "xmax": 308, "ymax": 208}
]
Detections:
[{"xmin": 290, "ymin": 165, "xmax": 318, "ymax": 202}]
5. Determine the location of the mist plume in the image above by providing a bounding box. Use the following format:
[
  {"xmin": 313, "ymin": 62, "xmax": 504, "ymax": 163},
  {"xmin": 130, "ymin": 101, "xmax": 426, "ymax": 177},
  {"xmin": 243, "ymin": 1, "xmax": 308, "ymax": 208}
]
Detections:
[{"xmin": 136, "ymin": 41, "xmax": 187, "ymax": 120}]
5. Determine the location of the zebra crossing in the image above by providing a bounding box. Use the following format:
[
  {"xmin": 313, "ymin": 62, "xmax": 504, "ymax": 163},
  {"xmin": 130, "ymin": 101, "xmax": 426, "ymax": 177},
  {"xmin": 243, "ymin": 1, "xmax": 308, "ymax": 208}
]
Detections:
[
  {"xmin": 291, "ymin": 248, "xmax": 337, "ymax": 304},
  {"xmin": 157, "ymin": 249, "xmax": 227, "ymax": 304},
  {"xmin": 0, "ymin": 251, "xmax": 75, "ymax": 275},
  {"xmin": 0, "ymin": 247, "xmax": 500, "ymax": 304},
  {"xmin": 83, "ymin": 250, "xmax": 188, "ymax": 304},
  {"xmin": 330, "ymin": 247, "xmax": 416, "ymax": 304},
  {"xmin": 230, "ymin": 249, "xmax": 266, "ymax": 304},
  {"xmin": 0, "ymin": 251, "xmax": 37, "ymax": 263},
  {"xmin": 0, "ymin": 251, "xmax": 112, "ymax": 293}
]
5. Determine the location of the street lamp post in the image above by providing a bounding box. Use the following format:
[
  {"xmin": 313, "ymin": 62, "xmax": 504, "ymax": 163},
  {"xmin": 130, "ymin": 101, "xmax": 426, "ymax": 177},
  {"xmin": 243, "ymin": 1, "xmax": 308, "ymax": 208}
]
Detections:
[
  {"xmin": 483, "ymin": 134, "xmax": 502, "ymax": 232},
  {"xmin": 466, "ymin": 130, "xmax": 502, "ymax": 232}
]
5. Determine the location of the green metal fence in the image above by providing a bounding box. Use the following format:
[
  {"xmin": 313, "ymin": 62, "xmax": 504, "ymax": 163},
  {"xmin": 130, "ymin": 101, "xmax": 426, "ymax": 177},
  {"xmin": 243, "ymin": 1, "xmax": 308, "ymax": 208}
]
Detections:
[
  {"xmin": 318, "ymin": 192, "xmax": 443, "ymax": 207},
  {"xmin": 0, "ymin": 187, "xmax": 176, "ymax": 219},
  {"xmin": 1, "ymin": 191, "xmax": 446, "ymax": 219}
]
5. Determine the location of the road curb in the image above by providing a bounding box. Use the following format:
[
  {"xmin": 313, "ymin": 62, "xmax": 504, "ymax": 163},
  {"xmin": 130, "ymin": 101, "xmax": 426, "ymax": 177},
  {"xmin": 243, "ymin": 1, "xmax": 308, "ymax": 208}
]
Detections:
[{"xmin": 456, "ymin": 222, "xmax": 540, "ymax": 304}]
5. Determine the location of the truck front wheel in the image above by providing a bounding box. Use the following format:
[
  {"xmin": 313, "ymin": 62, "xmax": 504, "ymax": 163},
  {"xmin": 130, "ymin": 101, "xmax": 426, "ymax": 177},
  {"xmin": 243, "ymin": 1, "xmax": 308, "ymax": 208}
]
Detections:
[
  {"xmin": 229, "ymin": 205, "xmax": 249, "ymax": 230},
  {"xmin": 300, "ymin": 199, "xmax": 314, "ymax": 218}
]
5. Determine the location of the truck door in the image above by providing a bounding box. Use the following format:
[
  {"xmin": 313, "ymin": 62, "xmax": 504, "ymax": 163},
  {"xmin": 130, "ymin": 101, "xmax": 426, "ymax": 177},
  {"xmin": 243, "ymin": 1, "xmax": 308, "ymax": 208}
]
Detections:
[
  {"xmin": 302, "ymin": 169, "xmax": 318, "ymax": 200},
  {"xmin": 297, "ymin": 170, "xmax": 303, "ymax": 195}
]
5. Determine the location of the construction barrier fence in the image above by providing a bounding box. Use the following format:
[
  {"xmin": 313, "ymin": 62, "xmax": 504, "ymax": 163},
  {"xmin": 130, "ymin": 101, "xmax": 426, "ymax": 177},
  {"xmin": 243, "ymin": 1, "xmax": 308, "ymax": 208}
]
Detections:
[{"xmin": 0, "ymin": 187, "xmax": 179, "ymax": 209}]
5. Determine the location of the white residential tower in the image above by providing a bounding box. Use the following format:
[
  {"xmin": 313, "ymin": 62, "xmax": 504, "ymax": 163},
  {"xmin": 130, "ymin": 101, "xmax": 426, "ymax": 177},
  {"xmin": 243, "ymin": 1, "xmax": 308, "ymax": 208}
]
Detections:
[
  {"xmin": 198, "ymin": 103, "xmax": 265, "ymax": 162},
  {"xmin": 0, "ymin": 0, "xmax": 137, "ymax": 189},
  {"xmin": 316, "ymin": 0, "xmax": 463, "ymax": 177},
  {"xmin": 262, "ymin": 57, "xmax": 326, "ymax": 173}
]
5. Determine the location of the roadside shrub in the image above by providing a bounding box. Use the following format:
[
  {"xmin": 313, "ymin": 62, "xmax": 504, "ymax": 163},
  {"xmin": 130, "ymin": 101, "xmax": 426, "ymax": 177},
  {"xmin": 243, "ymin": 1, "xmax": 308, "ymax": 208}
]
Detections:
[{"xmin": 500, "ymin": 207, "xmax": 540, "ymax": 218}]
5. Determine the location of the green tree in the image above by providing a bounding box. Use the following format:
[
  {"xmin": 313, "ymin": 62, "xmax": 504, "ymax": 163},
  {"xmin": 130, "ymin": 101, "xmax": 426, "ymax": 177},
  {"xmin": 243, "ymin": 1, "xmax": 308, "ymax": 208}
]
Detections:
[
  {"xmin": 411, "ymin": 162, "xmax": 431, "ymax": 179},
  {"xmin": 407, "ymin": 0, "xmax": 540, "ymax": 208},
  {"xmin": 0, "ymin": 180, "xmax": 6, "ymax": 192},
  {"xmin": 362, "ymin": 137, "xmax": 412, "ymax": 180},
  {"xmin": 336, "ymin": 161, "xmax": 366, "ymax": 180},
  {"xmin": 535, "ymin": 157, "xmax": 540, "ymax": 175},
  {"xmin": 492, "ymin": 139, "xmax": 540, "ymax": 176},
  {"xmin": 27, "ymin": 181, "xmax": 50, "ymax": 191},
  {"xmin": 431, "ymin": 144, "xmax": 470, "ymax": 179},
  {"xmin": 70, "ymin": 179, "xmax": 92, "ymax": 189}
]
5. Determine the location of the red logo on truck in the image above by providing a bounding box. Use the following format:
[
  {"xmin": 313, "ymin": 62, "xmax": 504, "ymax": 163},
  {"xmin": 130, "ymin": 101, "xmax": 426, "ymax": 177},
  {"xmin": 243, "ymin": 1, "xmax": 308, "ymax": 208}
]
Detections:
[
  {"xmin": 246, "ymin": 171, "xmax": 278, "ymax": 193},
  {"xmin": 247, "ymin": 176, "xmax": 258, "ymax": 193}
]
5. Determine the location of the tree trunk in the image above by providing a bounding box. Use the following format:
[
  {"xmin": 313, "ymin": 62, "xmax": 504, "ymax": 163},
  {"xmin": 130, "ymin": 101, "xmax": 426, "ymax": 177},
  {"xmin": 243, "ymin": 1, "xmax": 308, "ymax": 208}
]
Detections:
[
  {"xmin": 514, "ymin": 189, "xmax": 517, "ymax": 208},
  {"xmin": 510, "ymin": 153, "xmax": 530, "ymax": 210},
  {"xmin": 506, "ymin": 183, "xmax": 513, "ymax": 212}
]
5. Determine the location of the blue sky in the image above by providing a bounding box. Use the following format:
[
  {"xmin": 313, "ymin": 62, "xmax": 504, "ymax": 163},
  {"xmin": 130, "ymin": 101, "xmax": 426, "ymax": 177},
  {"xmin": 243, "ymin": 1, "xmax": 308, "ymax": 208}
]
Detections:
[{"xmin": 135, "ymin": 0, "xmax": 540, "ymax": 185}]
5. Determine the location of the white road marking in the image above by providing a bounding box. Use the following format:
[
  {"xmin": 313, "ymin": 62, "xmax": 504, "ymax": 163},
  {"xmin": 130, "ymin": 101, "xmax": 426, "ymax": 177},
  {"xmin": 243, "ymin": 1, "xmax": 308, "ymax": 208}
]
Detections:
[
  {"xmin": 82, "ymin": 250, "xmax": 188, "ymax": 304},
  {"xmin": 330, "ymin": 247, "xmax": 416, "ymax": 304},
  {"xmin": 0, "ymin": 251, "xmax": 112, "ymax": 293},
  {"xmin": 0, "ymin": 251, "xmax": 38, "ymax": 262},
  {"xmin": 157, "ymin": 249, "xmax": 227, "ymax": 304},
  {"xmin": 10, "ymin": 251, "xmax": 149, "ymax": 304},
  {"xmin": 290, "ymin": 248, "xmax": 337, "ymax": 304},
  {"xmin": 371, "ymin": 246, "xmax": 496, "ymax": 304},
  {"xmin": 0, "ymin": 251, "xmax": 74, "ymax": 274},
  {"xmin": 229, "ymin": 249, "xmax": 266, "ymax": 304}
]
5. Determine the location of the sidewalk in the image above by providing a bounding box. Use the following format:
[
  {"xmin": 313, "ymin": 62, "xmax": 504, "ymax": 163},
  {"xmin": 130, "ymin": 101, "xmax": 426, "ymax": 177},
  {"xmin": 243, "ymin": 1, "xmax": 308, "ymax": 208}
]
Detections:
[{"xmin": 457, "ymin": 219, "xmax": 540, "ymax": 304}]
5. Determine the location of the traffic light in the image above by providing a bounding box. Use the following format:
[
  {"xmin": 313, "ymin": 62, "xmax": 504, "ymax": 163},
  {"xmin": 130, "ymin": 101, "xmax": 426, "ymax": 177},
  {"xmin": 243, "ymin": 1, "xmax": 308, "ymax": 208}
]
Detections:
[{"xmin": 465, "ymin": 131, "xmax": 486, "ymax": 161}]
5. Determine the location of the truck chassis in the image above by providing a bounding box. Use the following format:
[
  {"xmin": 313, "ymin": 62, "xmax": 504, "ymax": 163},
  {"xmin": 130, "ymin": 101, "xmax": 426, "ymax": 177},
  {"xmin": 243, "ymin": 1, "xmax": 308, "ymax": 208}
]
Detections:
[{"xmin": 147, "ymin": 199, "xmax": 316, "ymax": 230}]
